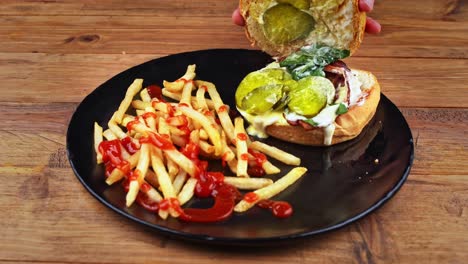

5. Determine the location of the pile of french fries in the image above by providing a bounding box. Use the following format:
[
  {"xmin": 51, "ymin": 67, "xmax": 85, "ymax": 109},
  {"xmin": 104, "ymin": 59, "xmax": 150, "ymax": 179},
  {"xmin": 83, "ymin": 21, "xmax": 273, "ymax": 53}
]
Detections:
[{"xmin": 94, "ymin": 64, "xmax": 307, "ymax": 220}]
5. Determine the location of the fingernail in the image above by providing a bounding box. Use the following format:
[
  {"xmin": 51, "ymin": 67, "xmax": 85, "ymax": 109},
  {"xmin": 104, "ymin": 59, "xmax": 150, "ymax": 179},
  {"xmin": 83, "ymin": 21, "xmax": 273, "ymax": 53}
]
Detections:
[{"xmin": 359, "ymin": 0, "xmax": 374, "ymax": 12}]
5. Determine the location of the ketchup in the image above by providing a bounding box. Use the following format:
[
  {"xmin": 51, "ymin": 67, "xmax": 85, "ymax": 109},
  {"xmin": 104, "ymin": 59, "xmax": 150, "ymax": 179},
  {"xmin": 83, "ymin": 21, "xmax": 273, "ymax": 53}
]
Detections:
[
  {"xmin": 146, "ymin": 84, "xmax": 164, "ymax": 101},
  {"xmin": 179, "ymin": 183, "xmax": 240, "ymax": 223},
  {"xmin": 126, "ymin": 119, "xmax": 140, "ymax": 132},
  {"xmin": 99, "ymin": 139, "xmax": 125, "ymax": 165},
  {"xmin": 247, "ymin": 149, "xmax": 267, "ymax": 177},
  {"xmin": 243, "ymin": 192, "xmax": 259, "ymax": 203},
  {"xmin": 136, "ymin": 192, "xmax": 159, "ymax": 212},
  {"xmin": 257, "ymin": 200, "xmax": 293, "ymax": 218},
  {"xmin": 120, "ymin": 136, "xmax": 140, "ymax": 154},
  {"xmin": 218, "ymin": 105, "xmax": 228, "ymax": 113},
  {"xmin": 237, "ymin": 133, "xmax": 248, "ymax": 141},
  {"xmin": 99, "ymin": 140, "xmax": 131, "ymax": 175},
  {"xmin": 141, "ymin": 132, "xmax": 175, "ymax": 150}
]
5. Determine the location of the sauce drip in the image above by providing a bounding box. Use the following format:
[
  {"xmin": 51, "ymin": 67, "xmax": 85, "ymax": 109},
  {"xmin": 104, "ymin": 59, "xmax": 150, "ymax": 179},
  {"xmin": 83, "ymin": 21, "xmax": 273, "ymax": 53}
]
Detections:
[
  {"xmin": 136, "ymin": 192, "xmax": 159, "ymax": 212},
  {"xmin": 146, "ymin": 84, "xmax": 164, "ymax": 101},
  {"xmin": 141, "ymin": 132, "xmax": 175, "ymax": 150},
  {"xmin": 243, "ymin": 192, "xmax": 259, "ymax": 203},
  {"xmin": 247, "ymin": 149, "xmax": 267, "ymax": 177},
  {"xmin": 179, "ymin": 183, "xmax": 240, "ymax": 223},
  {"xmin": 120, "ymin": 136, "xmax": 140, "ymax": 154},
  {"xmin": 99, "ymin": 140, "xmax": 131, "ymax": 175},
  {"xmin": 257, "ymin": 200, "xmax": 293, "ymax": 218}
]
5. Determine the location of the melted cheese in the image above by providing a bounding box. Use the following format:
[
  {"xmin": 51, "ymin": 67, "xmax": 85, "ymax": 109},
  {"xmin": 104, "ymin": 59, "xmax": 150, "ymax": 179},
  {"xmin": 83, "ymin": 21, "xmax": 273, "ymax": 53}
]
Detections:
[
  {"xmin": 348, "ymin": 70, "xmax": 363, "ymax": 106},
  {"xmin": 238, "ymin": 108, "xmax": 286, "ymax": 138}
]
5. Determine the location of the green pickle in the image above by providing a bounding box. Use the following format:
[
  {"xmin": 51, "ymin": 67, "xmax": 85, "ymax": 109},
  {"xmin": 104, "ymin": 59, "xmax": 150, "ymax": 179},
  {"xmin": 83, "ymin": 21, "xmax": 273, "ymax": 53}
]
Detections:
[
  {"xmin": 263, "ymin": 3, "xmax": 315, "ymax": 44},
  {"xmin": 276, "ymin": 0, "xmax": 310, "ymax": 10},
  {"xmin": 241, "ymin": 84, "xmax": 284, "ymax": 115},
  {"xmin": 287, "ymin": 76, "xmax": 335, "ymax": 117},
  {"xmin": 235, "ymin": 68, "xmax": 292, "ymax": 108}
]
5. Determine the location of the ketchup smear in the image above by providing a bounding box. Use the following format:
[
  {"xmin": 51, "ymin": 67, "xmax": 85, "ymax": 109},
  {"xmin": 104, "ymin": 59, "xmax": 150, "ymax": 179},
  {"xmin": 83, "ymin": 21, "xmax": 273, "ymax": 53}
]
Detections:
[
  {"xmin": 146, "ymin": 84, "xmax": 164, "ymax": 101},
  {"xmin": 257, "ymin": 200, "xmax": 293, "ymax": 218},
  {"xmin": 99, "ymin": 139, "xmax": 130, "ymax": 176},
  {"xmin": 177, "ymin": 141, "xmax": 242, "ymax": 223}
]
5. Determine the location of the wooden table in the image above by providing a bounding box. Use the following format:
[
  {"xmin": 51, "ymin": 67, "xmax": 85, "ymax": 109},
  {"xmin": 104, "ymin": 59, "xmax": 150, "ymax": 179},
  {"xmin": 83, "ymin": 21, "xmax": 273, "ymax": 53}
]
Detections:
[{"xmin": 1, "ymin": 0, "xmax": 467, "ymax": 263}]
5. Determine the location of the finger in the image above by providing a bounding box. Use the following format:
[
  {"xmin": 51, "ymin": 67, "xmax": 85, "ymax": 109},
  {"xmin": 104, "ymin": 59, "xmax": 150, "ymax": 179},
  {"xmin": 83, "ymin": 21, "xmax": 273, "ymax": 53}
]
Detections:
[
  {"xmin": 359, "ymin": 0, "xmax": 374, "ymax": 13},
  {"xmin": 232, "ymin": 8, "xmax": 245, "ymax": 27},
  {"xmin": 365, "ymin": 17, "xmax": 381, "ymax": 34}
]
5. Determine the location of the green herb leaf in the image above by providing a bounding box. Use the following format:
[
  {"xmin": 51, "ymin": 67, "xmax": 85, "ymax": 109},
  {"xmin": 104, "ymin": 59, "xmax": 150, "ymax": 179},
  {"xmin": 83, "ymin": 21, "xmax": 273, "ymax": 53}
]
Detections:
[
  {"xmin": 336, "ymin": 103, "xmax": 348, "ymax": 115},
  {"xmin": 304, "ymin": 119, "xmax": 319, "ymax": 127},
  {"xmin": 280, "ymin": 44, "xmax": 350, "ymax": 80}
]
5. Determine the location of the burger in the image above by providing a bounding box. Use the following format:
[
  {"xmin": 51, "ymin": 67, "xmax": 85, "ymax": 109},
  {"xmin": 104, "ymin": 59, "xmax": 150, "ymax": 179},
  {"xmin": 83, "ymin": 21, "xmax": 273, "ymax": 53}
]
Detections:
[{"xmin": 235, "ymin": 0, "xmax": 381, "ymax": 146}]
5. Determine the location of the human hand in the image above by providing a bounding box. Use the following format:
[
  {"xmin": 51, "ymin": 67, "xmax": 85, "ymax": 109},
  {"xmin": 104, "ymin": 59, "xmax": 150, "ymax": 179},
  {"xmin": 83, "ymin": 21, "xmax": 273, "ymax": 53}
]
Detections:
[{"xmin": 232, "ymin": 0, "xmax": 381, "ymax": 34}]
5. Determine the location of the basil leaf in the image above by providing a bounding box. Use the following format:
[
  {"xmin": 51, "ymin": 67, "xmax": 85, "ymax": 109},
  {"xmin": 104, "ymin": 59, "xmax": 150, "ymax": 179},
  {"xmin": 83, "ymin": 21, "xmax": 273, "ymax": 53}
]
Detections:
[
  {"xmin": 336, "ymin": 103, "xmax": 348, "ymax": 115},
  {"xmin": 280, "ymin": 44, "xmax": 350, "ymax": 80}
]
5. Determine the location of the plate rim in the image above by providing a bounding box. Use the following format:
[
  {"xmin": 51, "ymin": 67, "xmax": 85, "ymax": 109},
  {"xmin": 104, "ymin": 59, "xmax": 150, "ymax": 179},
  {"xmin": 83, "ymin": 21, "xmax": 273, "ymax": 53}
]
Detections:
[{"xmin": 66, "ymin": 48, "xmax": 414, "ymax": 245}]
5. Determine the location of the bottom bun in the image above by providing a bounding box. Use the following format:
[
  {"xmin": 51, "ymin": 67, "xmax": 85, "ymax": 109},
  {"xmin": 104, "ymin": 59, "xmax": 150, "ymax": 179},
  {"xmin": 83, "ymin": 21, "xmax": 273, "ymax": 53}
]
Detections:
[{"xmin": 265, "ymin": 70, "xmax": 381, "ymax": 146}]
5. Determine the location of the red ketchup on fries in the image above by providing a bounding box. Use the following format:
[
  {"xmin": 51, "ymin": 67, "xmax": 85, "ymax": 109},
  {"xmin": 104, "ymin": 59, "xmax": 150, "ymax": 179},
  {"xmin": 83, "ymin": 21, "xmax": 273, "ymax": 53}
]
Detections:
[
  {"xmin": 95, "ymin": 74, "xmax": 305, "ymax": 224},
  {"xmin": 177, "ymin": 140, "xmax": 242, "ymax": 223}
]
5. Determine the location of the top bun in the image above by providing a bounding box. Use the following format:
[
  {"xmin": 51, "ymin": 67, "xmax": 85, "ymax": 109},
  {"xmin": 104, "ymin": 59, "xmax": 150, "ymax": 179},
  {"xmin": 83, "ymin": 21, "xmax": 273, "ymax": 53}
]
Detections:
[{"xmin": 240, "ymin": 0, "xmax": 366, "ymax": 57}]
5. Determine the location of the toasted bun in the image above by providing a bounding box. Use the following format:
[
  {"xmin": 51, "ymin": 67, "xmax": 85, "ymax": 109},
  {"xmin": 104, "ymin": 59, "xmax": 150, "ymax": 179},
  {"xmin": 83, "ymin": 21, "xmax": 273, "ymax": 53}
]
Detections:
[
  {"xmin": 265, "ymin": 69, "xmax": 380, "ymax": 146},
  {"xmin": 240, "ymin": 0, "xmax": 366, "ymax": 57}
]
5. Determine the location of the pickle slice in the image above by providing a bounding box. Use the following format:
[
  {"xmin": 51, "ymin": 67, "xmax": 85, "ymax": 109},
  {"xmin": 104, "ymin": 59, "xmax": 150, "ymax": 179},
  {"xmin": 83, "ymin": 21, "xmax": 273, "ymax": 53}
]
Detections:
[
  {"xmin": 287, "ymin": 76, "xmax": 334, "ymax": 117},
  {"xmin": 235, "ymin": 68, "xmax": 292, "ymax": 108},
  {"xmin": 276, "ymin": 0, "xmax": 310, "ymax": 10},
  {"xmin": 263, "ymin": 3, "xmax": 315, "ymax": 45},
  {"xmin": 241, "ymin": 84, "xmax": 284, "ymax": 115}
]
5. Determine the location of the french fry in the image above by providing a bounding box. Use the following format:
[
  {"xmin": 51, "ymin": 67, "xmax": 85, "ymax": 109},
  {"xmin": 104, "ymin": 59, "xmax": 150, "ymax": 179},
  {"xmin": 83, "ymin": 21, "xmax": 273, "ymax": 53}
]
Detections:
[
  {"xmin": 178, "ymin": 178, "xmax": 198, "ymax": 206},
  {"xmin": 234, "ymin": 117, "xmax": 249, "ymax": 177},
  {"xmin": 159, "ymin": 208, "xmax": 169, "ymax": 220},
  {"xmin": 249, "ymin": 141, "xmax": 301, "ymax": 166},
  {"xmin": 172, "ymin": 171, "xmax": 187, "ymax": 195},
  {"xmin": 220, "ymin": 131, "xmax": 235, "ymax": 162},
  {"xmin": 94, "ymin": 66, "xmax": 306, "ymax": 221},
  {"xmin": 150, "ymin": 146, "xmax": 176, "ymax": 199},
  {"xmin": 199, "ymin": 129, "xmax": 209, "ymax": 140},
  {"xmin": 146, "ymin": 185, "xmax": 163, "ymax": 203},
  {"xmin": 108, "ymin": 120, "xmax": 127, "ymax": 139},
  {"xmin": 122, "ymin": 114, "xmax": 136, "ymax": 127},
  {"xmin": 102, "ymin": 129, "xmax": 118, "ymax": 140},
  {"xmin": 227, "ymin": 158, "xmax": 238, "ymax": 174},
  {"xmin": 162, "ymin": 89, "xmax": 215, "ymax": 109},
  {"xmin": 262, "ymin": 161, "xmax": 281, "ymax": 175},
  {"xmin": 126, "ymin": 143, "xmax": 150, "ymax": 207},
  {"xmin": 143, "ymin": 107, "xmax": 157, "ymax": 131},
  {"xmin": 180, "ymin": 80, "xmax": 194, "ymax": 107},
  {"xmin": 234, "ymin": 167, "xmax": 307, "ymax": 212},
  {"xmin": 166, "ymin": 156, "xmax": 179, "ymax": 179},
  {"xmin": 106, "ymin": 151, "xmax": 141, "ymax": 185},
  {"xmin": 140, "ymin": 88, "xmax": 151, "ymax": 103},
  {"xmin": 224, "ymin": 177, "xmax": 273, "ymax": 190},
  {"xmin": 132, "ymin": 100, "xmax": 150, "ymax": 110},
  {"xmin": 144, "ymin": 169, "xmax": 159, "ymax": 188},
  {"xmin": 163, "ymin": 65, "xmax": 196, "ymax": 92},
  {"xmin": 94, "ymin": 122, "xmax": 103, "ymax": 164},
  {"xmin": 114, "ymin": 79, "xmax": 143, "ymax": 123},
  {"xmin": 200, "ymin": 81, "xmax": 235, "ymax": 141},
  {"xmin": 199, "ymin": 140, "xmax": 215, "ymax": 155},
  {"xmin": 195, "ymin": 85, "xmax": 209, "ymax": 110},
  {"xmin": 179, "ymin": 106, "xmax": 222, "ymax": 156},
  {"xmin": 164, "ymin": 148, "xmax": 198, "ymax": 178}
]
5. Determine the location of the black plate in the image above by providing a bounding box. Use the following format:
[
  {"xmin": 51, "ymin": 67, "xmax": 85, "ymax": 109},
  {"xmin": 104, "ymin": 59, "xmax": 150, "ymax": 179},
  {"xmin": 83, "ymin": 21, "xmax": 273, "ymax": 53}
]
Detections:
[{"xmin": 67, "ymin": 49, "xmax": 414, "ymax": 245}]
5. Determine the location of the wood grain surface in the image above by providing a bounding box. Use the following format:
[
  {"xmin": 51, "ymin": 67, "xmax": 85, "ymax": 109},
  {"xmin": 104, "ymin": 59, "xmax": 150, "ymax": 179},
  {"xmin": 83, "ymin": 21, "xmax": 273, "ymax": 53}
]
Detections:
[{"xmin": 0, "ymin": 0, "xmax": 467, "ymax": 263}]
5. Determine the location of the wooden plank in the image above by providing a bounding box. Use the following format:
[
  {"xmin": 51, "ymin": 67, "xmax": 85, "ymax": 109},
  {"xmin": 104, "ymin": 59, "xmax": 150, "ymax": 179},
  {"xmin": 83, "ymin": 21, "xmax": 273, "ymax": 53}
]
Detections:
[
  {"xmin": 0, "ymin": 101, "xmax": 466, "ymax": 263},
  {"xmin": 0, "ymin": 166, "xmax": 465, "ymax": 263},
  {"xmin": 0, "ymin": 1, "xmax": 467, "ymax": 58},
  {"xmin": 1, "ymin": 53, "xmax": 467, "ymax": 108},
  {"xmin": 0, "ymin": 0, "xmax": 238, "ymax": 17}
]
